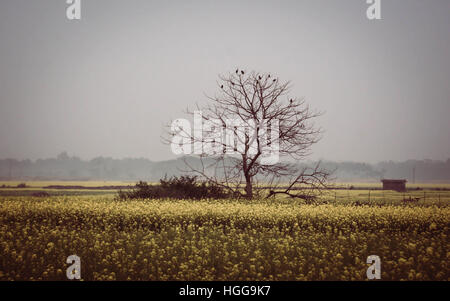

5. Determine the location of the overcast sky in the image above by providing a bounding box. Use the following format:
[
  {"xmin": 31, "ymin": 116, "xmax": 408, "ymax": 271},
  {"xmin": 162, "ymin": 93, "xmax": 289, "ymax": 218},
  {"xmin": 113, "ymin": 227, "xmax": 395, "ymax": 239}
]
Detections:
[{"xmin": 0, "ymin": 0, "xmax": 449, "ymax": 163}]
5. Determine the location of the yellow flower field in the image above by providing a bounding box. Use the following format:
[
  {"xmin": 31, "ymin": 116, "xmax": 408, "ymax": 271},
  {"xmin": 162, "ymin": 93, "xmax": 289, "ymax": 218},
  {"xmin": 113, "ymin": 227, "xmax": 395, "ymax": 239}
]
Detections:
[{"xmin": 0, "ymin": 196, "xmax": 448, "ymax": 281}]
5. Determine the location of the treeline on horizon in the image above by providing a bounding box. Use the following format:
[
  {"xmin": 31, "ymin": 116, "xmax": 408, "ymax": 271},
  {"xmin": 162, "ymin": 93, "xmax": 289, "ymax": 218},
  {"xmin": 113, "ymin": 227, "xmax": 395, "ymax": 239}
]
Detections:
[{"xmin": 0, "ymin": 152, "xmax": 449, "ymax": 183}]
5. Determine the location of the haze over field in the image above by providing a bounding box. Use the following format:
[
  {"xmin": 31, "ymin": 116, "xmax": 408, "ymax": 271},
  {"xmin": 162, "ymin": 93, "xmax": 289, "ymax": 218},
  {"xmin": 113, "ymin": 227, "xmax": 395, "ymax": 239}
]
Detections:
[
  {"xmin": 0, "ymin": 0, "xmax": 449, "ymax": 163},
  {"xmin": 1, "ymin": 154, "xmax": 449, "ymax": 182}
]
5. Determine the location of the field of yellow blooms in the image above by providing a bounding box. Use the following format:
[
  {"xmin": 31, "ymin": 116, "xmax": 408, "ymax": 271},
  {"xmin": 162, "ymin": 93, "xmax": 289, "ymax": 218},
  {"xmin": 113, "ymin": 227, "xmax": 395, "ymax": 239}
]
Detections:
[{"xmin": 0, "ymin": 195, "xmax": 448, "ymax": 281}]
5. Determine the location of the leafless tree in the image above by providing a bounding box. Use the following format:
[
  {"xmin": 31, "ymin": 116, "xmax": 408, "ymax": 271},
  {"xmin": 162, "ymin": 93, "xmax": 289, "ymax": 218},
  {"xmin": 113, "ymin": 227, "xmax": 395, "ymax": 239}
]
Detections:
[{"xmin": 164, "ymin": 69, "xmax": 331, "ymax": 199}]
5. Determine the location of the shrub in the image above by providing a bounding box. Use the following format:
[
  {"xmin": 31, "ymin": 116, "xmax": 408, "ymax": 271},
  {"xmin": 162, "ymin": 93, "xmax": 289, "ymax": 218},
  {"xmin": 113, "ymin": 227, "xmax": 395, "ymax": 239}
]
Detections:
[
  {"xmin": 117, "ymin": 175, "xmax": 230, "ymax": 200},
  {"xmin": 17, "ymin": 183, "xmax": 27, "ymax": 188}
]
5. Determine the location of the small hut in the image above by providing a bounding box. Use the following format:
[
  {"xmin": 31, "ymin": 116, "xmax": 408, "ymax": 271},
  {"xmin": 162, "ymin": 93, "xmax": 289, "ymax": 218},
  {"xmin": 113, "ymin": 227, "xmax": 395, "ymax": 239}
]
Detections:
[{"xmin": 381, "ymin": 179, "xmax": 407, "ymax": 192}]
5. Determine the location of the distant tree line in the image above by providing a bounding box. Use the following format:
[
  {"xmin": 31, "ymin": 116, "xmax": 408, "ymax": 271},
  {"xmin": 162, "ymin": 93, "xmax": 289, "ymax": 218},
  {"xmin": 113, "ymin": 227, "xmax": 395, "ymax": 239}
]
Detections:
[{"xmin": 0, "ymin": 152, "xmax": 449, "ymax": 183}]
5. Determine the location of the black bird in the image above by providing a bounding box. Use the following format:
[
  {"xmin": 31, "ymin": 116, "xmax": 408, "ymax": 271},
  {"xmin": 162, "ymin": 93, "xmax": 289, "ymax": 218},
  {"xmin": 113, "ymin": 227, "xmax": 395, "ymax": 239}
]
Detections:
[
  {"xmin": 258, "ymin": 76, "xmax": 262, "ymax": 80},
  {"xmin": 221, "ymin": 85, "xmax": 224, "ymax": 89},
  {"xmin": 268, "ymin": 74, "xmax": 271, "ymax": 78},
  {"xmin": 236, "ymin": 69, "xmax": 239, "ymax": 74},
  {"xmin": 241, "ymin": 70, "xmax": 244, "ymax": 75},
  {"xmin": 231, "ymin": 81, "xmax": 235, "ymax": 86},
  {"xmin": 290, "ymin": 99, "xmax": 293, "ymax": 104},
  {"xmin": 273, "ymin": 79, "xmax": 276, "ymax": 82}
]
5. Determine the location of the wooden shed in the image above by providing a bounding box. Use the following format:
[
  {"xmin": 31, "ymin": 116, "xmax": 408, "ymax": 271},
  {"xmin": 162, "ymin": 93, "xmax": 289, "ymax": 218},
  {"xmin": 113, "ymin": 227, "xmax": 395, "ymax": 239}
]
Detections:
[{"xmin": 381, "ymin": 179, "xmax": 407, "ymax": 192}]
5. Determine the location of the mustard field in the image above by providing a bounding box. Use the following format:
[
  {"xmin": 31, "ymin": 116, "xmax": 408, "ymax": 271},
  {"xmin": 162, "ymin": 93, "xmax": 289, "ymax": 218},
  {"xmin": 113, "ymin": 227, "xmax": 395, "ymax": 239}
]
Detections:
[{"xmin": 0, "ymin": 194, "xmax": 448, "ymax": 281}]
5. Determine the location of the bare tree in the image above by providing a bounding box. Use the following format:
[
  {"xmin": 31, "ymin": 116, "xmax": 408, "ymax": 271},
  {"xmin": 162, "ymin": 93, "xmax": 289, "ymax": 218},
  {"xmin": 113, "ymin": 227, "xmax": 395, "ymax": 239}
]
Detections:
[{"xmin": 164, "ymin": 69, "xmax": 331, "ymax": 199}]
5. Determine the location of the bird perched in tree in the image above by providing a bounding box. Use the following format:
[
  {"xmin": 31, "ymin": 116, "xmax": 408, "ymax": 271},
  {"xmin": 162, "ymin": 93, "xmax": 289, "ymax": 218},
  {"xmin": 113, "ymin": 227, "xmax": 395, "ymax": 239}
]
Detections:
[
  {"xmin": 273, "ymin": 79, "xmax": 276, "ymax": 82},
  {"xmin": 290, "ymin": 99, "xmax": 293, "ymax": 104},
  {"xmin": 258, "ymin": 75, "xmax": 262, "ymax": 80},
  {"xmin": 231, "ymin": 81, "xmax": 235, "ymax": 86},
  {"xmin": 268, "ymin": 74, "xmax": 271, "ymax": 78},
  {"xmin": 221, "ymin": 85, "xmax": 224, "ymax": 89},
  {"xmin": 236, "ymin": 69, "xmax": 239, "ymax": 74},
  {"xmin": 241, "ymin": 70, "xmax": 244, "ymax": 75}
]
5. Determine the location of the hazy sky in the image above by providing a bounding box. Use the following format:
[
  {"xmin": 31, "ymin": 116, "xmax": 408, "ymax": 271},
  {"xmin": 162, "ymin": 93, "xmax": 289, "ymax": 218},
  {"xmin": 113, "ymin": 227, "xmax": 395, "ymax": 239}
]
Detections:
[{"xmin": 0, "ymin": 0, "xmax": 449, "ymax": 163}]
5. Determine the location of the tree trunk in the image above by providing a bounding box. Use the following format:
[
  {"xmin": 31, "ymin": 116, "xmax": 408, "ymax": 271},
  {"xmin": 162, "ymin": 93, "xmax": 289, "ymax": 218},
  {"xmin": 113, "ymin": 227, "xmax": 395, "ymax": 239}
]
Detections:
[{"xmin": 245, "ymin": 175, "xmax": 253, "ymax": 199}]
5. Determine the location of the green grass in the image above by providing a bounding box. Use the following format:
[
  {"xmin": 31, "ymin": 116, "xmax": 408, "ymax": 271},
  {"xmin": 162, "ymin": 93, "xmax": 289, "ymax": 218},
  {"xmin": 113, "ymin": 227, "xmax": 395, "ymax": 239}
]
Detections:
[{"xmin": 0, "ymin": 181, "xmax": 136, "ymax": 188}]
